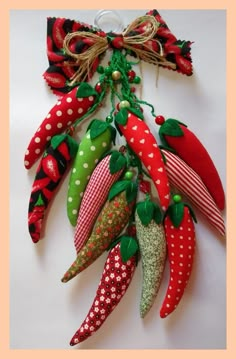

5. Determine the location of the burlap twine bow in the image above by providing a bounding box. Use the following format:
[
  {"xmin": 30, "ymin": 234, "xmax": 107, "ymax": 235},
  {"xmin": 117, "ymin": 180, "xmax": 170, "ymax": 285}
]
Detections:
[{"xmin": 63, "ymin": 15, "xmax": 176, "ymax": 86}]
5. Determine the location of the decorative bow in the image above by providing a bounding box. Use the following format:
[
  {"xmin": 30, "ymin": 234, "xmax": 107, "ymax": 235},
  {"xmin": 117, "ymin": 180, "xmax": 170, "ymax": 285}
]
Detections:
[{"xmin": 44, "ymin": 9, "xmax": 193, "ymax": 96}]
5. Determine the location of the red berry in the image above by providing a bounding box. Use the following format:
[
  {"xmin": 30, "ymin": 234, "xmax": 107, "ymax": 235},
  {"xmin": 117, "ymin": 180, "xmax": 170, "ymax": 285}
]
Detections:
[
  {"xmin": 155, "ymin": 115, "xmax": 165, "ymax": 125},
  {"xmin": 139, "ymin": 180, "xmax": 151, "ymax": 194},
  {"xmin": 127, "ymin": 70, "xmax": 136, "ymax": 82},
  {"xmin": 95, "ymin": 82, "xmax": 102, "ymax": 93}
]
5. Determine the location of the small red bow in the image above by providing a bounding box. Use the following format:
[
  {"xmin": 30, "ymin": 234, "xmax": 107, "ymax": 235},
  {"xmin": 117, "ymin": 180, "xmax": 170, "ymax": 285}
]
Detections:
[{"xmin": 43, "ymin": 9, "xmax": 193, "ymax": 96}]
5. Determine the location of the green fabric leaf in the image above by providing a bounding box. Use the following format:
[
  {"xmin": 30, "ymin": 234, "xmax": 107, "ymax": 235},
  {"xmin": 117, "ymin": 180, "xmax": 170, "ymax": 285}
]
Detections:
[
  {"xmin": 128, "ymin": 107, "xmax": 144, "ymax": 120},
  {"xmin": 153, "ymin": 203, "xmax": 162, "ymax": 224},
  {"xmin": 109, "ymin": 151, "xmax": 127, "ymax": 174},
  {"xmin": 108, "ymin": 180, "xmax": 130, "ymax": 201},
  {"xmin": 89, "ymin": 120, "xmax": 109, "ymax": 140},
  {"xmin": 126, "ymin": 181, "xmax": 138, "ymax": 204},
  {"xmin": 109, "ymin": 125, "xmax": 117, "ymax": 145},
  {"xmin": 115, "ymin": 108, "xmax": 128, "ymax": 125},
  {"xmin": 136, "ymin": 200, "xmax": 154, "ymax": 226},
  {"xmin": 159, "ymin": 119, "xmax": 184, "ymax": 138},
  {"xmin": 66, "ymin": 135, "xmax": 79, "ymax": 158},
  {"xmin": 120, "ymin": 235, "xmax": 139, "ymax": 262},
  {"xmin": 185, "ymin": 203, "xmax": 198, "ymax": 223},
  {"xmin": 76, "ymin": 82, "xmax": 98, "ymax": 98},
  {"xmin": 50, "ymin": 134, "xmax": 67, "ymax": 150},
  {"xmin": 168, "ymin": 202, "xmax": 185, "ymax": 227}
]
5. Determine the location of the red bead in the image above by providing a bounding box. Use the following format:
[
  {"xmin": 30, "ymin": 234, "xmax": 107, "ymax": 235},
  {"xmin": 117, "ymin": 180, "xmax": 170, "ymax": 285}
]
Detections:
[
  {"xmin": 127, "ymin": 70, "xmax": 136, "ymax": 82},
  {"xmin": 155, "ymin": 115, "xmax": 165, "ymax": 125},
  {"xmin": 130, "ymin": 87, "xmax": 136, "ymax": 93},
  {"xmin": 139, "ymin": 180, "xmax": 151, "ymax": 194},
  {"xmin": 95, "ymin": 82, "xmax": 102, "ymax": 93}
]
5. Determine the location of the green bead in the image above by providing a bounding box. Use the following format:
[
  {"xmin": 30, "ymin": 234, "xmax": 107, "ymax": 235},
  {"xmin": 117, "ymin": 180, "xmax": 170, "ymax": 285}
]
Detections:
[
  {"xmin": 104, "ymin": 66, "xmax": 112, "ymax": 75},
  {"xmin": 124, "ymin": 171, "xmax": 133, "ymax": 180},
  {"xmin": 126, "ymin": 63, "xmax": 132, "ymax": 70},
  {"xmin": 97, "ymin": 65, "xmax": 104, "ymax": 74},
  {"xmin": 106, "ymin": 115, "xmax": 113, "ymax": 123},
  {"xmin": 173, "ymin": 194, "xmax": 182, "ymax": 203},
  {"xmin": 133, "ymin": 76, "xmax": 141, "ymax": 84}
]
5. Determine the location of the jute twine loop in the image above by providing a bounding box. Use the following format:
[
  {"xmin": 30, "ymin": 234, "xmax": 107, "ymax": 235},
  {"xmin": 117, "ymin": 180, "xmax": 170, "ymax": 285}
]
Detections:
[{"xmin": 63, "ymin": 15, "xmax": 176, "ymax": 85}]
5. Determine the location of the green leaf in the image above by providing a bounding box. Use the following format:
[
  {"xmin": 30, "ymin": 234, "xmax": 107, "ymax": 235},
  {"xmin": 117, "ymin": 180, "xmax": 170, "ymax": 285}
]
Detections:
[
  {"xmin": 76, "ymin": 82, "xmax": 98, "ymax": 98},
  {"xmin": 115, "ymin": 108, "xmax": 128, "ymax": 125},
  {"xmin": 159, "ymin": 119, "xmax": 184, "ymax": 138},
  {"xmin": 108, "ymin": 180, "xmax": 130, "ymax": 201},
  {"xmin": 153, "ymin": 203, "xmax": 162, "ymax": 224},
  {"xmin": 126, "ymin": 181, "xmax": 138, "ymax": 204},
  {"xmin": 50, "ymin": 134, "xmax": 67, "ymax": 150},
  {"xmin": 89, "ymin": 120, "xmax": 109, "ymax": 140},
  {"xmin": 168, "ymin": 202, "xmax": 185, "ymax": 227},
  {"xmin": 66, "ymin": 135, "xmax": 79, "ymax": 158},
  {"xmin": 128, "ymin": 107, "xmax": 144, "ymax": 120},
  {"xmin": 109, "ymin": 125, "xmax": 117, "ymax": 145},
  {"xmin": 120, "ymin": 236, "xmax": 139, "ymax": 262},
  {"xmin": 109, "ymin": 151, "xmax": 127, "ymax": 174},
  {"xmin": 185, "ymin": 203, "xmax": 198, "ymax": 223},
  {"xmin": 136, "ymin": 200, "xmax": 154, "ymax": 226}
]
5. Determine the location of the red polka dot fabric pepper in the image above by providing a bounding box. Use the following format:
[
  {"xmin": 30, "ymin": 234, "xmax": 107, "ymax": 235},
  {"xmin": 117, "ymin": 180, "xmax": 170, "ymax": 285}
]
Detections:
[
  {"xmin": 118, "ymin": 111, "xmax": 170, "ymax": 211},
  {"xmin": 24, "ymin": 84, "xmax": 98, "ymax": 169},
  {"xmin": 70, "ymin": 241, "xmax": 137, "ymax": 346},
  {"xmin": 160, "ymin": 196, "xmax": 196, "ymax": 318}
]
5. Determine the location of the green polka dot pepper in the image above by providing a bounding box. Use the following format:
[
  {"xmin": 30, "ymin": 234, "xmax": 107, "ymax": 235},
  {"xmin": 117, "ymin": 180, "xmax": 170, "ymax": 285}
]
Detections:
[{"xmin": 67, "ymin": 128, "xmax": 112, "ymax": 226}]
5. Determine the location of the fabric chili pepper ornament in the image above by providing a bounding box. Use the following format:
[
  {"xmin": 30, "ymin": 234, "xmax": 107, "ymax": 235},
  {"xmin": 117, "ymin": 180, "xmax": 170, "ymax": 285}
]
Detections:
[
  {"xmin": 162, "ymin": 149, "xmax": 225, "ymax": 236},
  {"xmin": 69, "ymin": 235, "xmax": 139, "ymax": 345},
  {"xmin": 158, "ymin": 117, "xmax": 225, "ymax": 211},
  {"xmin": 74, "ymin": 150, "xmax": 126, "ymax": 253},
  {"xmin": 135, "ymin": 197, "xmax": 166, "ymax": 318},
  {"xmin": 61, "ymin": 178, "xmax": 138, "ymax": 283},
  {"xmin": 160, "ymin": 194, "xmax": 197, "ymax": 318},
  {"xmin": 28, "ymin": 134, "xmax": 78, "ymax": 242},
  {"xmin": 67, "ymin": 119, "xmax": 116, "ymax": 226},
  {"xmin": 24, "ymin": 83, "xmax": 100, "ymax": 170}
]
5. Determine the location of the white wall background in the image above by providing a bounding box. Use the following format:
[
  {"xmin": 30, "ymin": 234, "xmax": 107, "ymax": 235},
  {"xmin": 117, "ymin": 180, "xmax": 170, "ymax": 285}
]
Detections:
[{"xmin": 10, "ymin": 9, "xmax": 226, "ymax": 349}]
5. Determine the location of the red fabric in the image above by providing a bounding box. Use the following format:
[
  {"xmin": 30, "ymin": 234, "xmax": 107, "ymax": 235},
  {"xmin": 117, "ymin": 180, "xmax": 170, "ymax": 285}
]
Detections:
[
  {"xmin": 74, "ymin": 155, "xmax": 123, "ymax": 253},
  {"xmin": 70, "ymin": 242, "xmax": 136, "ymax": 345},
  {"xmin": 119, "ymin": 112, "xmax": 170, "ymax": 210},
  {"xmin": 164, "ymin": 125, "xmax": 225, "ymax": 210},
  {"xmin": 160, "ymin": 206, "xmax": 195, "ymax": 318},
  {"xmin": 163, "ymin": 150, "xmax": 225, "ymax": 236},
  {"xmin": 24, "ymin": 86, "xmax": 96, "ymax": 169}
]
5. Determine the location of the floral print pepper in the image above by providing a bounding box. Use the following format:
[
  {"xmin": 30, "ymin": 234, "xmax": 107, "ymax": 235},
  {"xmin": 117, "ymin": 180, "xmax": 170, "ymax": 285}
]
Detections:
[
  {"xmin": 135, "ymin": 199, "xmax": 166, "ymax": 317},
  {"xmin": 62, "ymin": 179, "xmax": 137, "ymax": 283},
  {"xmin": 69, "ymin": 240, "xmax": 137, "ymax": 346},
  {"xmin": 28, "ymin": 134, "xmax": 78, "ymax": 242}
]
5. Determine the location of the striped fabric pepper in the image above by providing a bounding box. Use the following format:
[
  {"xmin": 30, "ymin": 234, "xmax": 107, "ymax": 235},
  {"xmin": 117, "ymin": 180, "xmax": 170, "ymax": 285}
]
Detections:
[
  {"xmin": 74, "ymin": 151, "xmax": 126, "ymax": 254},
  {"xmin": 159, "ymin": 118, "xmax": 225, "ymax": 210},
  {"xmin": 162, "ymin": 149, "xmax": 225, "ymax": 236},
  {"xmin": 62, "ymin": 185, "xmax": 137, "ymax": 283}
]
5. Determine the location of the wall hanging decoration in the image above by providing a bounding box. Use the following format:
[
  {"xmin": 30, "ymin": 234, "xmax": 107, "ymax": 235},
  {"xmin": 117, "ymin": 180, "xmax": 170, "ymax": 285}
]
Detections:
[{"xmin": 24, "ymin": 9, "xmax": 226, "ymax": 347}]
